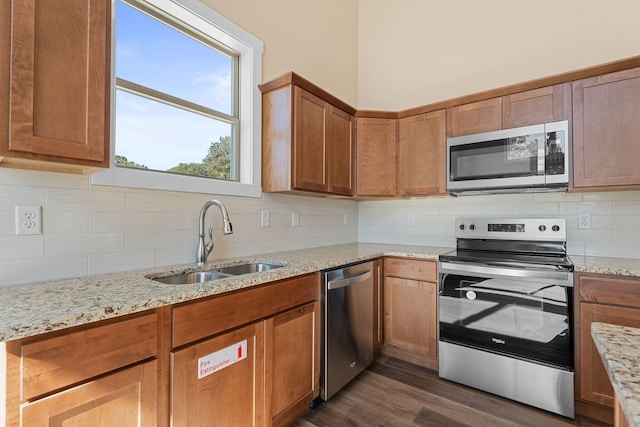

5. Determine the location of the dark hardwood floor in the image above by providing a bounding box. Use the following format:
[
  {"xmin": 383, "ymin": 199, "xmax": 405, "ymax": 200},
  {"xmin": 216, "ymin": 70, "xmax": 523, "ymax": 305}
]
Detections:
[{"xmin": 294, "ymin": 355, "xmax": 611, "ymax": 427}]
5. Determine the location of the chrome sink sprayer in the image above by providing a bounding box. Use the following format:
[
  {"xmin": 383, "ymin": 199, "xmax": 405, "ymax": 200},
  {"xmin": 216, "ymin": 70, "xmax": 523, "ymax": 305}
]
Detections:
[{"xmin": 196, "ymin": 199, "xmax": 233, "ymax": 266}]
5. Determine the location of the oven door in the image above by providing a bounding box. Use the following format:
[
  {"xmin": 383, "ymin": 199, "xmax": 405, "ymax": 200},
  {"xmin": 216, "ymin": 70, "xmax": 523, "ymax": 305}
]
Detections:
[{"xmin": 439, "ymin": 261, "xmax": 573, "ymax": 370}]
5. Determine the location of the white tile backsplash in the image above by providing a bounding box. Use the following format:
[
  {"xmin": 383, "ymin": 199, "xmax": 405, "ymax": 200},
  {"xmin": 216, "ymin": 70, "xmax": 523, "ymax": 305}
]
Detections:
[
  {"xmin": 358, "ymin": 191, "xmax": 640, "ymax": 258},
  {"xmin": 2, "ymin": 167, "xmax": 640, "ymax": 287},
  {"xmin": 0, "ymin": 169, "xmax": 358, "ymax": 287}
]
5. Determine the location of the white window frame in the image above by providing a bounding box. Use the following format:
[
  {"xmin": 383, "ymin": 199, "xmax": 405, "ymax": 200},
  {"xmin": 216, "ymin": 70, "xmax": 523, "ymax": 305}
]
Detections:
[{"xmin": 92, "ymin": 0, "xmax": 264, "ymax": 198}]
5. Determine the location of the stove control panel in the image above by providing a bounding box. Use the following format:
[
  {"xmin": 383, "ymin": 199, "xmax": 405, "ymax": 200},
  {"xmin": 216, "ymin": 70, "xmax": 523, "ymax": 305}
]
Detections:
[{"xmin": 455, "ymin": 218, "xmax": 566, "ymax": 241}]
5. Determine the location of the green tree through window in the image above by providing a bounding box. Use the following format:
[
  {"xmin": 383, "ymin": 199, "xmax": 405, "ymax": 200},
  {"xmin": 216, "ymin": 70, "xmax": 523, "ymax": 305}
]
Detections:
[{"xmin": 168, "ymin": 136, "xmax": 232, "ymax": 179}]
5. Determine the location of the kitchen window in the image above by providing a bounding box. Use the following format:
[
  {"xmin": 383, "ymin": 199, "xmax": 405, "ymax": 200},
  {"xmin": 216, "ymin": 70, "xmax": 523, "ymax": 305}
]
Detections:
[{"xmin": 93, "ymin": 0, "xmax": 263, "ymax": 197}]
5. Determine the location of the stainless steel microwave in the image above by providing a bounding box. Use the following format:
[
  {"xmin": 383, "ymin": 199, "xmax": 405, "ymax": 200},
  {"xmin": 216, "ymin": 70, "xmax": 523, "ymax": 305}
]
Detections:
[{"xmin": 446, "ymin": 120, "xmax": 569, "ymax": 196}]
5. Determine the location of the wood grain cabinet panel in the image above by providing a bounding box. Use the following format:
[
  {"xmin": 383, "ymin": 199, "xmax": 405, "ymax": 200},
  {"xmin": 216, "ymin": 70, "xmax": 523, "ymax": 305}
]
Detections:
[
  {"xmin": 383, "ymin": 258, "xmax": 438, "ymax": 368},
  {"xmin": 398, "ymin": 110, "xmax": 446, "ymax": 196},
  {"xmin": 294, "ymin": 88, "xmax": 328, "ymax": 192},
  {"xmin": 577, "ymin": 273, "xmax": 640, "ymax": 411},
  {"xmin": 266, "ymin": 302, "xmax": 320, "ymax": 426},
  {"xmin": 356, "ymin": 117, "xmax": 397, "ymax": 196},
  {"xmin": 502, "ymin": 83, "xmax": 571, "ymax": 128},
  {"xmin": 326, "ymin": 106, "xmax": 355, "ymax": 195},
  {"xmin": 21, "ymin": 360, "xmax": 157, "ymax": 427},
  {"xmin": 261, "ymin": 74, "xmax": 355, "ymax": 196},
  {"xmin": 171, "ymin": 322, "xmax": 265, "ymax": 427},
  {"xmin": 1, "ymin": 0, "xmax": 110, "ymax": 170},
  {"xmin": 448, "ymin": 98, "xmax": 502, "ymax": 137},
  {"xmin": 21, "ymin": 312, "xmax": 157, "ymax": 401},
  {"xmin": 572, "ymin": 67, "xmax": 640, "ymax": 189}
]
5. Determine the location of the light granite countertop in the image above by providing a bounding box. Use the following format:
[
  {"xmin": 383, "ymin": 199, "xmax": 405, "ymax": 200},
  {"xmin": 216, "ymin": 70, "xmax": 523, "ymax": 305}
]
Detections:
[
  {"xmin": 3, "ymin": 242, "xmax": 640, "ymax": 344},
  {"xmin": 0, "ymin": 243, "xmax": 450, "ymax": 343},
  {"xmin": 572, "ymin": 256, "xmax": 640, "ymax": 277},
  {"xmin": 591, "ymin": 322, "xmax": 640, "ymax": 427}
]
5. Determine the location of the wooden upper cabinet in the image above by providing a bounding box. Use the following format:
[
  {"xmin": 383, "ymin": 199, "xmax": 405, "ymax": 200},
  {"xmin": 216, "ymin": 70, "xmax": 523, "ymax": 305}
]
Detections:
[
  {"xmin": 294, "ymin": 88, "xmax": 327, "ymax": 192},
  {"xmin": 326, "ymin": 106, "xmax": 355, "ymax": 195},
  {"xmin": 572, "ymin": 67, "xmax": 640, "ymax": 189},
  {"xmin": 397, "ymin": 110, "xmax": 446, "ymax": 196},
  {"xmin": 448, "ymin": 98, "xmax": 502, "ymax": 137},
  {"xmin": 261, "ymin": 74, "xmax": 355, "ymax": 196},
  {"xmin": 356, "ymin": 117, "xmax": 397, "ymax": 196},
  {"xmin": 503, "ymin": 83, "xmax": 571, "ymax": 128},
  {"xmin": 448, "ymin": 83, "xmax": 570, "ymax": 137},
  {"xmin": 2, "ymin": 0, "xmax": 110, "ymax": 170}
]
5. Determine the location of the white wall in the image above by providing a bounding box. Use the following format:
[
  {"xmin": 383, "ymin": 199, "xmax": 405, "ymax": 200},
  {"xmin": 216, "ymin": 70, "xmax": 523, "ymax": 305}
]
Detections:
[
  {"xmin": 204, "ymin": 0, "xmax": 360, "ymax": 107},
  {"xmin": 358, "ymin": 0, "xmax": 640, "ymax": 110},
  {"xmin": 0, "ymin": 168, "xmax": 357, "ymax": 287},
  {"xmin": 359, "ymin": 191, "xmax": 640, "ymax": 258}
]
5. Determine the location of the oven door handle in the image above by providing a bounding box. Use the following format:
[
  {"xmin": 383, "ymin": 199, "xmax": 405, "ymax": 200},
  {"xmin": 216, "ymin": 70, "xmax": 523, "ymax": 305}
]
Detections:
[{"xmin": 439, "ymin": 261, "xmax": 572, "ymax": 284}]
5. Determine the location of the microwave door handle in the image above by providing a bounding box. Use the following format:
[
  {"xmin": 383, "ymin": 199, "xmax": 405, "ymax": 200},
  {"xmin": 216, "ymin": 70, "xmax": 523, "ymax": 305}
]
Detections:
[{"xmin": 537, "ymin": 136, "xmax": 545, "ymax": 175}]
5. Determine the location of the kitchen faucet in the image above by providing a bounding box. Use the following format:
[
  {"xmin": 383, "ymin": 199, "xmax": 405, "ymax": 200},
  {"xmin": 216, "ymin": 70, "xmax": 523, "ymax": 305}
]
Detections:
[{"xmin": 196, "ymin": 199, "xmax": 233, "ymax": 266}]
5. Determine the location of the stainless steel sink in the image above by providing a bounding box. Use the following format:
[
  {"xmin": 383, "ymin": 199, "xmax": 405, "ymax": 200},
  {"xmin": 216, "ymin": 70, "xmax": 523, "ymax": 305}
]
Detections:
[
  {"xmin": 148, "ymin": 262, "xmax": 283, "ymax": 285},
  {"xmin": 151, "ymin": 271, "xmax": 233, "ymax": 285},
  {"xmin": 214, "ymin": 262, "xmax": 282, "ymax": 275}
]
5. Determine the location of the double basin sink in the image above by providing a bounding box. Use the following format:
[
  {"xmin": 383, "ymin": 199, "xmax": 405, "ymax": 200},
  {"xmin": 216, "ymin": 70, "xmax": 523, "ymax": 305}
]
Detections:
[{"xmin": 148, "ymin": 262, "xmax": 283, "ymax": 285}]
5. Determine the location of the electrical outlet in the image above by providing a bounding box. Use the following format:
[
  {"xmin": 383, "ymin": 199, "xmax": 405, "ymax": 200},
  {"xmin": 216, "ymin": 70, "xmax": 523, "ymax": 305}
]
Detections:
[
  {"xmin": 578, "ymin": 213, "xmax": 592, "ymax": 230},
  {"xmin": 16, "ymin": 205, "xmax": 42, "ymax": 235},
  {"xmin": 291, "ymin": 212, "xmax": 299, "ymax": 227},
  {"xmin": 261, "ymin": 210, "xmax": 270, "ymax": 227},
  {"xmin": 408, "ymin": 214, "xmax": 415, "ymax": 226}
]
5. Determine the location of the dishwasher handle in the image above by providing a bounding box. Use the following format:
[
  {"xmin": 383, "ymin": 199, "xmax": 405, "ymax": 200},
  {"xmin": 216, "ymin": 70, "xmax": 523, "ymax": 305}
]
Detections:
[{"xmin": 327, "ymin": 270, "xmax": 372, "ymax": 290}]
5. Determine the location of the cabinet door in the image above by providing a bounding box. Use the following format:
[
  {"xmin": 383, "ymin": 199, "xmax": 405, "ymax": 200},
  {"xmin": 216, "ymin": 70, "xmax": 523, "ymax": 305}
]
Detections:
[
  {"xmin": 503, "ymin": 83, "xmax": 571, "ymax": 128},
  {"xmin": 6, "ymin": 0, "xmax": 109, "ymax": 166},
  {"xmin": 384, "ymin": 276, "xmax": 437, "ymax": 359},
  {"xmin": 171, "ymin": 322, "xmax": 264, "ymax": 427},
  {"xmin": 579, "ymin": 302, "xmax": 640, "ymax": 407},
  {"xmin": 21, "ymin": 360, "xmax": 157, "ymax": 427},
  {"xmin": 265, "ymin": 302, "xmax": 320, "ymax": 426},
  {"xmin": 572, "ymin": 68, "xmax": 640, "ymax": 189},
  {"xmin": 326, "ymin": 106, "xmax": 355, "ymax": 195},
  {"xmin": 356, "ymin": 117, "xmax": 397, "ymax": 196},
  {"xmin": 294, "ymin": 87, "xmax": 327, "ymax": 192},
  {"xmin": 397, "ymin": 110, "xmax": 446, "ymax": 196},
  {"xmin": 447, "ymin": 98, "xmax": 502, "ymax": 137}
]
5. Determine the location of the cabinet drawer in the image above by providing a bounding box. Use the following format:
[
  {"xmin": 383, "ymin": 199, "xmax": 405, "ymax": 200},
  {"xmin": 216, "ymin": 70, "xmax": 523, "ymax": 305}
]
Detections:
[
  {"xmin": 384, "ymin": 258, "xmax": 437, "ymax": 282},
  {"xmin": 20, "ymin": 312, "xmax": 157, "ymax": 401},
  {"xmin": 173, "ymin": 273, "xmax": 320, "ymax": 348},
  {"xmin": 578, "ymin": 273, "xmax": 640, "ymax": 307}
]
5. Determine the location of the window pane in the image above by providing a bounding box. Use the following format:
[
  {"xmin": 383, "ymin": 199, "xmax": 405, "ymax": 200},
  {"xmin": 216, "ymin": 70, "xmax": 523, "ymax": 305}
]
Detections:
[
  {"xmin": 115, "ymin": 0, "xmax": 234, "ymax": 115},
  {"xmin": 115, "ymin": 90, "xmax": 234, "ymax": 180}
]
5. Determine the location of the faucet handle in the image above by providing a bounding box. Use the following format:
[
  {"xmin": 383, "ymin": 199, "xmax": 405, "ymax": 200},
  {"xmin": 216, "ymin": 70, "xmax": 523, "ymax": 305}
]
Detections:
[{"xmin": 206, "ymin": 227, "xmax": 214, "ymax": 254}]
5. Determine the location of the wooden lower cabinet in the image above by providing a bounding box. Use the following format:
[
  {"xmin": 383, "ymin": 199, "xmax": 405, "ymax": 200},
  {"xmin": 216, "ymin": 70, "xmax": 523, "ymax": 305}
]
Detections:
[
  {"xmin": 171, "ymin": 322, "xmax": 265, "ymax": 426},
  {"xmin": 3, "ymin": 311, "xmax": 159, "ymax": 427},
  {"xmin": 266, "ymin": 302, "xmax": 320, "ymax": 426},
  {"xmin": 382, "ymin": 258, "xmax": 438, "ymax": 369},
  {"xmin": 21, "ymin": 360, "xmax": 157, "ymax": 426},
  {"xmin": 171, "ymin": 302, "xmax": 319, "ymax": 427},
  {"xmin": 576, "ymin": 273, "xmax": 640, "ymax": 423}
]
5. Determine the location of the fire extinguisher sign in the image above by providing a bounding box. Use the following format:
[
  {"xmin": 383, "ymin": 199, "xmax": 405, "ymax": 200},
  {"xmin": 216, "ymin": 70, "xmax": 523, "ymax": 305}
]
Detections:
[{"xmin": 198, "ymin": 339, "xmax": 248, "ymax": 379}]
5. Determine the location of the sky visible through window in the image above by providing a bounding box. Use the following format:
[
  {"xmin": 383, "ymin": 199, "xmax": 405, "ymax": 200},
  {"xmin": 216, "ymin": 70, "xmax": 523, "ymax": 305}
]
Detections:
[{"xmin": 115, "ymin": 0, "xmax": 234, "ymax": 172}]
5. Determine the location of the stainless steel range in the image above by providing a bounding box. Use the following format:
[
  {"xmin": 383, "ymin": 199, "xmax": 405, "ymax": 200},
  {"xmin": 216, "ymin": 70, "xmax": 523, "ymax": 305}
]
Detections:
[{"xmin": 438, "ymin": 218, "xmax": 574, "ymax": 418}]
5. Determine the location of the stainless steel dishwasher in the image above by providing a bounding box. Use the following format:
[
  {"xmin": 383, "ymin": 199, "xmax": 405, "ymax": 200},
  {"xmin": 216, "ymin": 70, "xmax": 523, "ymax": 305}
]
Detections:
[{"xmin": 319, "ymin": 261, "xmax": 374, "ymax": 401}]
